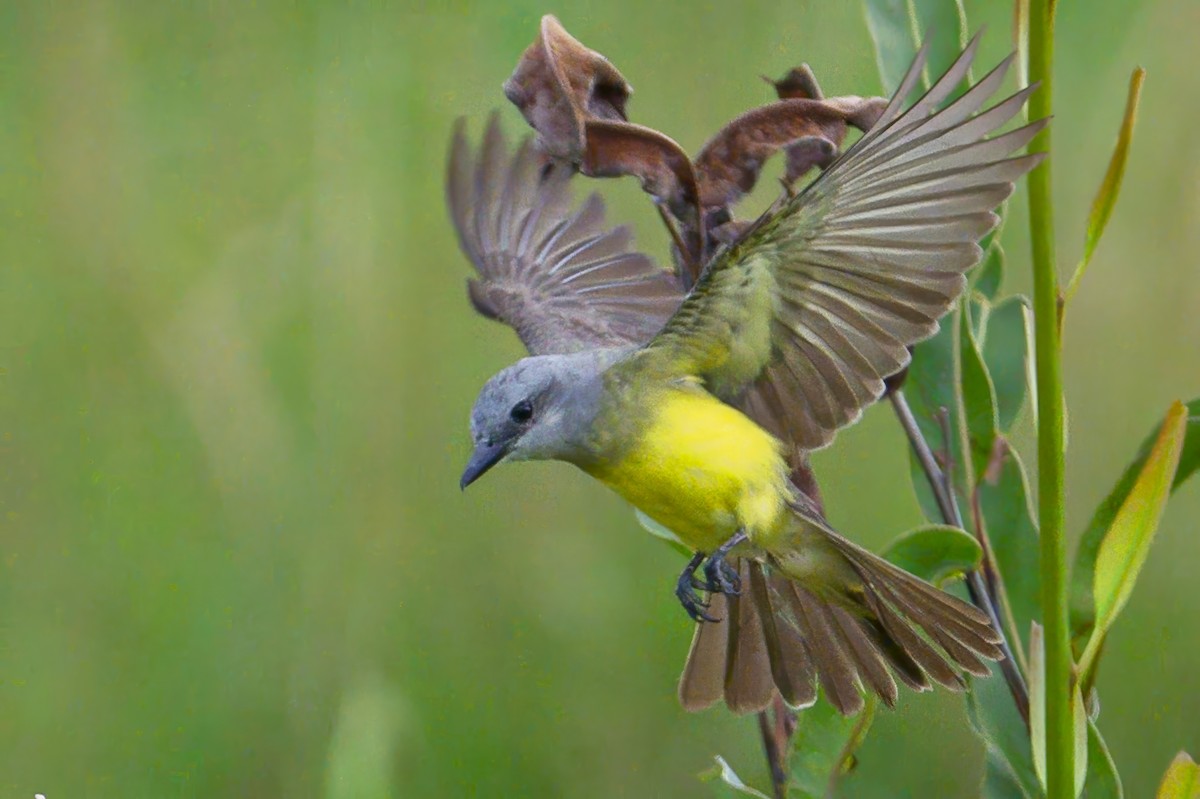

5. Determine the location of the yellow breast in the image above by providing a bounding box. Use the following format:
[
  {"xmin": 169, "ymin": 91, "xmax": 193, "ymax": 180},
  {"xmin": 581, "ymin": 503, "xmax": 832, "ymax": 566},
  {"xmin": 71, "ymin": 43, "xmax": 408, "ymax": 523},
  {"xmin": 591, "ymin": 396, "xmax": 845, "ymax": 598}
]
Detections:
[{"xmin": 586, "ymin": 383, "xmax": 790, "ymax": 552}]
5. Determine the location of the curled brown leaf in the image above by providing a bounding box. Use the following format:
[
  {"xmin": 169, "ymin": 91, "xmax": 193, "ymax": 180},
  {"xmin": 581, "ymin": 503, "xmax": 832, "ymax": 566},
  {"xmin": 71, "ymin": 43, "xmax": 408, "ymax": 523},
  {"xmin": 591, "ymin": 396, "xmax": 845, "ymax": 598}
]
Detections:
[
  {"xmin": 769, "ymin": 64, "xmax": 824, "ymax": 100},
  {"xmin": 503, "ymin": 15, "xmax": 632, "ymax": 160},
  {"xmin": 583, "ymin": 119, "xmax": 704, "ymax": 268},
  {"xmin": 694, "ymin": 93, "xmax": 889, "ymax": 209},
  {"xmin": 694, "ymin": 100, "xmax": 846, "ymax": 208}
]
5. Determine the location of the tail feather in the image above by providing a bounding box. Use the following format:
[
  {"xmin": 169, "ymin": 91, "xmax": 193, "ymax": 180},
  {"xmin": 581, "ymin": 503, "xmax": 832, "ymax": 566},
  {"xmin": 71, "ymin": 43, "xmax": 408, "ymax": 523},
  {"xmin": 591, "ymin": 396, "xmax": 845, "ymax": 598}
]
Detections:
[
  {"xmin": 829, "ymin": 605, "xmax": 899, "ymax": 708},
  {"xmin": 751, "ymin": 565, "xmax": 817, "ymax": 709},
  {"xmin": 722, "ymin": 560, "xmax": 776, "ymax": 713},
  {"xmin": 678, "ymin": 594, "xmax": 729, "ymax": 712},
  {"xmin": 857, "ymin": 615, "xmax": 932, "ymax": 692},
  {"xmin": 787, "ymin": 583, "xmax": 865, "ymax": 716},
  {"xmin": 677, "ymin": 521, "xmax": 1007, "ymax": 716}
]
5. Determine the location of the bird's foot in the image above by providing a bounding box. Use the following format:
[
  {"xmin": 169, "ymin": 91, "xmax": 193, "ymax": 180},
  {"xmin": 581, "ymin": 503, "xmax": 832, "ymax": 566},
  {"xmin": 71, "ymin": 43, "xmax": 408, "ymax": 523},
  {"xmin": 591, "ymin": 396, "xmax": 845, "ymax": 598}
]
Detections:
[
  {"xmin": 701, "ymin": 528, "xmax": 749, "ymax": 597},
  {"xmin": 674, "ymin": 531, "xmax": 750, "ymax": 623},
  {"xmin": 702, "ymin": 555, "xmax": 741, "ymax": 596},
  {"xmin": 675, "ymin": 551, "xmax": 718, "ymax": 623}
]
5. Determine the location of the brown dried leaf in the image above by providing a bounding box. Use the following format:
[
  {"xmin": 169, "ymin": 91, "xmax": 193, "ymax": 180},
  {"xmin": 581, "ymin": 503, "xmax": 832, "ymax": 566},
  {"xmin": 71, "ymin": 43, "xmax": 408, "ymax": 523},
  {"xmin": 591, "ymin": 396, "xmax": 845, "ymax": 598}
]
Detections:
[
  {"xmin": 694, "ymin": 100, "xmax": 846, "ymax": 208},
  {"xmin": 823, "ymin": 94, "xmax": 889, "ymax": 133},
  {"xmin": 503, "ymin": 15, "xmax": 632, "ymax": 160},
  {"xmin": 770, "ymin": 65, "xmax": 825, "ymax": 100},
  {"xmin": 582, "ymin": 119, "xmax": 704, "ymax": 268},
  {"xmin": 709, "ymin": 219, "xmax": 756, "ymax": 246},
  {"xmin": 694, "ymin": 93, "xmax": 889, "ymax": 209}
]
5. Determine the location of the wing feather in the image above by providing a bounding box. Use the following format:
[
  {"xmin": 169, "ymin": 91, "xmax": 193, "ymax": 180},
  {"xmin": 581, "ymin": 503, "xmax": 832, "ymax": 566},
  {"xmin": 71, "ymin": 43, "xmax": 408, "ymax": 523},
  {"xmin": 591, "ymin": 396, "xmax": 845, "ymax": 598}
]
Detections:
[
  {"xmin": 447, "ymin": 115, "xmax": 683, "ymax": 355},
  {"xmin": 635, "ymin": 39, "xmax": 1044, "ymax": 449}
]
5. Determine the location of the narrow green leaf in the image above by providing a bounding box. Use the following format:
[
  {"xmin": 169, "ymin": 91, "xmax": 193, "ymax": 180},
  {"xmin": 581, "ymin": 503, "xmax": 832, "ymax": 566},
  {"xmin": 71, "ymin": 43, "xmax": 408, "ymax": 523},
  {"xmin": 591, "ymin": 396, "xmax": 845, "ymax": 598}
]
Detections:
[
  {"xmin": 975, "ymin": 241, "xmax": 1006, "ymax": 301},
  {"xmin": 703, "ymin": 756, "xmax": 772, "ymax": 799},
  {"xmin": 961, "ymin": 304, "xmax": 999, "ymax": 484},
  {"xmin": 967, "ymin": 661, "xmax": 1041, "ymax": 799},
  {"xmin": 1083, "ymin": 719, "xmax": 1124, "ymax": 799},
  {"xmin": 862, "ymin": 0, "xmax": 970, "ymax": 94},
  {"xmin": 981, "ymin": 758, "xmax": 1035, "ymax": 799},
  {"xmin": 1157, "ymin": 752, "xmax": 1200, "ymax": 799},
  {"xmin": 1030, "ymin": 623, "xmax": 1047, "ymax": 792},
  {"xmin": 863, "ymin": 0, "xmax": 921, "ymax": 94},
  {"xmin": 1077, "ymin": 400, "xmax": 1189, "ymax": 683},
  {"xmin": 1014, "ymin": 0, "xmax": 1030, "ymax": 90},
  {"xmin": 983, "ymin": 296, "xmax": 1031, "ymax": 432},
  {"xmin": 1064, "ymin": 67, "xmax": 1146, "ymax": 305},
  {"xmin": 1073, "ymin": 684, "xmax": 1089, "ymax": 798},
  {"xmin": 911, "ymin": 0, "xmax": 971, "ymax": 89},
  {"xmin": 1030, "ymin": 621, "xmax": 1086, "ymax": 796},
  {"xmin": 979, "ymin": 442, "xmax": 1040, "ymax": 658},
  {"xmin": 1070, "ymin": 398, "xmax": 1200, "ymax": 649},
  {"xmin": 635, "ymin": 509, "xmax": 693, "ymax": 557},
  {"xmin": 788, "ymin": 694, "xmax": 877, "ymax": 799},
  {"xmin": 883, "ymin": 523, "xmax": 982, "ymax": 586},
  {"xmin": 906, "ymin": 310, "xmax": 968, "ymax": 514}
]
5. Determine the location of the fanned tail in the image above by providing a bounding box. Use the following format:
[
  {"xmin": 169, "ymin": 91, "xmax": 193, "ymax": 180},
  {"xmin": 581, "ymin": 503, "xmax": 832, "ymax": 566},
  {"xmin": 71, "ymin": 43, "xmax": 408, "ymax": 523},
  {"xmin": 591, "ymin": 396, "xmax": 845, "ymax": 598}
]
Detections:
[{"xmin": 678, "ymin": 523, "xmax": 1003, "ymax": 716}]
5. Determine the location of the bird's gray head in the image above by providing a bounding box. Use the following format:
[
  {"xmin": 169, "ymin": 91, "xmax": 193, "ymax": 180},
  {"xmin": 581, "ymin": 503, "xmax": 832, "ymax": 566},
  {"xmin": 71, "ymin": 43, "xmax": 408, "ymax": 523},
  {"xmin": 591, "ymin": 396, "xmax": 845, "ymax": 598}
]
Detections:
[{"xmin": 460, "ymin": 352, "xmax": 610, "ymax": 489}]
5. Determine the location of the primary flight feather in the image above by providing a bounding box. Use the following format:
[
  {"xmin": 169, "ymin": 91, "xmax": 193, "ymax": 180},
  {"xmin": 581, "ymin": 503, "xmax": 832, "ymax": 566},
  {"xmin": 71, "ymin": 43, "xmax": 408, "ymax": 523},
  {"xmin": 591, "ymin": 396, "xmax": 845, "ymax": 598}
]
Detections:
[{"xmin": 450, "ymin": 37, "xmax": 1042, "ymax": 716}]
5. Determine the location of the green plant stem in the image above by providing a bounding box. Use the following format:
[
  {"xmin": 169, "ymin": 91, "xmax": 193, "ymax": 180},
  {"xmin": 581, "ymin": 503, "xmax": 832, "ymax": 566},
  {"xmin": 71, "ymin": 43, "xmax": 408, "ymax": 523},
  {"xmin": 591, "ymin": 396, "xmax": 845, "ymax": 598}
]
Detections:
[{"xmin": 1027, "ymin": 1, "xmax": 1073, "ymax": 797}]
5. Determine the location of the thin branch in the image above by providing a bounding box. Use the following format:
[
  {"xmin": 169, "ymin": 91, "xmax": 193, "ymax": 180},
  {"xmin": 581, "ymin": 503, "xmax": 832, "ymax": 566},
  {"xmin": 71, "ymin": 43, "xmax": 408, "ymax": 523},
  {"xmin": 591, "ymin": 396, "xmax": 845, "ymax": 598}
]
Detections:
[
  {"xmin": 757, "ymin": 696, "xmax": 793, "ymax": 799},
  {"xmin": 889, "ymin": 390, "xmax": 1031, "ymax": 724}
]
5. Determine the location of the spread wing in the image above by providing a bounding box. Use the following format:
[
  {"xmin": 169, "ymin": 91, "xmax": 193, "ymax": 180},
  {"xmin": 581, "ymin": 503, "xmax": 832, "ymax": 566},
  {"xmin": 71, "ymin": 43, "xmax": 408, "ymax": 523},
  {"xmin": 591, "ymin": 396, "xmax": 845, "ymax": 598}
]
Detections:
[
  {"xmin": 636, "ymin": 36, "xmax": 1046, "ymax": 450},
  {"xmin": 447, "ymin": 115, "xmax": 684, "ymax": 355}
]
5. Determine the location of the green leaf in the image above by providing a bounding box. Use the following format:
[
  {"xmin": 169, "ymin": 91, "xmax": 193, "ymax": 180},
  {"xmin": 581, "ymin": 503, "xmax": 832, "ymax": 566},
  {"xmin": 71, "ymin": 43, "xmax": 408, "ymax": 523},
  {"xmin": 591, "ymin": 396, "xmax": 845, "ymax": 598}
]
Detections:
[
  {"xmin": 1065, "ymin": 67, "xmax": 1146, "ymax": 305},
  {"xmin": 983, "ymin": 296, "xmax": 1031, "ymax": 432},
  {"xmin": 788, "ymin": 694, "xmax": 877, "ymax": 798},
  {"xmin": 1076, "ymin": 400, "xmax": 1190, "ymax": 682},
  {"xmin": 910, "ymin": 0, "xmax": 971, "ymax": 90},
  {"xmin": 862, "ymin": 0, "xmax": 969, "ymax": 94},
  {"xmin": 1083, "ymin": 720, "xmax": 1124, "ymax": 799},
  {"xmin": 981, "ymin": 759, "xmax": 1035, "ymax": 799},
  {"xmin": 1157, "ymin": 752, "xmax": 1200, "ymax": 799},
  {"xmin": 1028, "ymin": 623, "xmax": 1088, "ymax": 797},
  {"xmin": 1029, "ymin": 623, "xmax": 1046, "ymax": 792},
  {"xmin": 975, "ymin": 240, "xmax": 1006, "ymax": 301},
  {"xmin": 1074, "ymin": 686, "xmax": 1089, "ymax": 797},
  {"xmin": 702, "ymin": 756, "xmax": 772, "ymax": 799},
  {"xmin": 967, "ymin": 661, "xmax": 1041, "ymax": 799},
  {"xmin": 635, "ymin": 509, "xmax": 693, "ymax": 557},
  {"xmin": 978, "ymin": 442, "xmax": 1040, "ymax": 659},
  {"xmin": 961, "ymin": 304, "xmax": 999, "ymax": 485},
  {"xmin": 1070, "ymin": 398, "xmax": 1200, "ymax": 650},
  {"xmin": 906, "ymin": 310, "xmax": 967, "ymax": 515},
  {"xmin": 882, "ymin": 524, "xmax": 982, "ymax": 586},
  {"xmin": 1014, "ymin": 0, "xmax": 1030, "ymax": 90},
  {"xmin": 863, "ymin": 0, "xmax": 922, "ymax": 94}
]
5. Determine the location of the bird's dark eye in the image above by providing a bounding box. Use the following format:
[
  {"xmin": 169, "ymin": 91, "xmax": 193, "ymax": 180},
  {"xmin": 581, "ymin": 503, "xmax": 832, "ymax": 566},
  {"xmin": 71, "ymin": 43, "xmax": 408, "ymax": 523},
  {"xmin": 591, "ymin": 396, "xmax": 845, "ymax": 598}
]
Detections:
[{"xmin": 510, "ymin": 399, "xmax": 534, "ymax": 424}]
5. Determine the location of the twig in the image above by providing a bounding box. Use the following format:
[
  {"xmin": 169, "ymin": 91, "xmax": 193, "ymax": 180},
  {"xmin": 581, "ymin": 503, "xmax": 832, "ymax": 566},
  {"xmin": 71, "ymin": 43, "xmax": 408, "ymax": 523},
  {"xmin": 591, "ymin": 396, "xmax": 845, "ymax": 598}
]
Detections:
[
  {"xmin": 757, "ymin": 695, "xmax": 793, "ymax": 799},
  {"xmin": 889, "ymin": 390, "xmax": 1030, "ymax": 724}
]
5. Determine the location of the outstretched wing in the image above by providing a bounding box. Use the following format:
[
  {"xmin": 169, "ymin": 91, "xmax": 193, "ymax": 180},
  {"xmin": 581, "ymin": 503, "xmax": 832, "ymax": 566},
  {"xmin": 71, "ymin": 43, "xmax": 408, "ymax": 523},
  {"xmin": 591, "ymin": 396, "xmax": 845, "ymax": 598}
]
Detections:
[
  {"xmin": 635, "ymin": 36, "xmax": 1046, "ymax": 450},
  {"xmin": 447, "ymin": 115, "xmax": 684, "ymax": 355}
]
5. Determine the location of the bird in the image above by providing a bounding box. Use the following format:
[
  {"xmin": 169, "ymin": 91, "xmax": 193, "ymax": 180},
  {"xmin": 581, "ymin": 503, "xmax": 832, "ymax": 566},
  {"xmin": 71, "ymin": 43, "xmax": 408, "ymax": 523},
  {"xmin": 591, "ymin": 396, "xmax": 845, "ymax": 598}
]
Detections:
[{"xmin": 448, "ymin": 37, "xmax": 1045, "ymax": 717}]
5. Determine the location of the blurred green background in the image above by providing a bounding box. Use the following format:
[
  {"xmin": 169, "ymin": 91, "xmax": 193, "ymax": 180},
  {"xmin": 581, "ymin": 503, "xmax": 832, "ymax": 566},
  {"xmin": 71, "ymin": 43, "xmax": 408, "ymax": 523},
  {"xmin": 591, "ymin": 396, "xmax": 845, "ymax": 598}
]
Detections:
[{"xmin": 2, "ymin": 1, "xmax": 1197, "ymax": 796}]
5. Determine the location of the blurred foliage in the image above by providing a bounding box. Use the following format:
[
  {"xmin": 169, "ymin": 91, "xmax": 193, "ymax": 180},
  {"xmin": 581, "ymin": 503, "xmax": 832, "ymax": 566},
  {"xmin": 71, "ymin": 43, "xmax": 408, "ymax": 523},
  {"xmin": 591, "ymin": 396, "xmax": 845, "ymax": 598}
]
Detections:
[{"xmin": 1, "ymin": 1, "xmax": 1198, "ymax": 798}]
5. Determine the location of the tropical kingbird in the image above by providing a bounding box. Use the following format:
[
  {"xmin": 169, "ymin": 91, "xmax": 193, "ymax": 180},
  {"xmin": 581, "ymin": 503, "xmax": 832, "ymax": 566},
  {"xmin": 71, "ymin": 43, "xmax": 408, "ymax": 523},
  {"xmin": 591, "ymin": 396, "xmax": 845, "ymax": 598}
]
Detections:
[{"xmin": 450, "ymin": 39, "xmax": 1043, "ymax": 716}]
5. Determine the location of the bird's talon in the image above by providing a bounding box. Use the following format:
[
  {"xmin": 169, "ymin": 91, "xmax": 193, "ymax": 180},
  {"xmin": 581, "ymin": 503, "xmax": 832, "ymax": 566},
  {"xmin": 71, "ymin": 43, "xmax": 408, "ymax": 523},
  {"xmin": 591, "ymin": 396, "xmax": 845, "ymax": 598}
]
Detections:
[{"xmin": 703, "ymin": 556, "xmax": 741, "ymax": 596}]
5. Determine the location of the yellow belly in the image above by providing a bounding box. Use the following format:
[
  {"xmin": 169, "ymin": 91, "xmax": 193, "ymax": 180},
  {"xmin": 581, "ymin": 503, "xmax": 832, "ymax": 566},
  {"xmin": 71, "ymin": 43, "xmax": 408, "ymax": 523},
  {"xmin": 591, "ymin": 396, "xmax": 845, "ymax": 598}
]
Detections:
[{"xmin": 586, "ymin": 385, "xmax": 790, "ymax": 552}]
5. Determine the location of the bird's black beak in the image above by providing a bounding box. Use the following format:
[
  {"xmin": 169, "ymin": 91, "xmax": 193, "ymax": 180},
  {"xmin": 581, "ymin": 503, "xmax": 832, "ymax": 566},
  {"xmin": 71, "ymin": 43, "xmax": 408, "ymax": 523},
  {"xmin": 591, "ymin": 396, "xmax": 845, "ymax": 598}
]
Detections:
[{"xmin": 460, "ymin": 439, "xmax": 509, "ymax": 489}]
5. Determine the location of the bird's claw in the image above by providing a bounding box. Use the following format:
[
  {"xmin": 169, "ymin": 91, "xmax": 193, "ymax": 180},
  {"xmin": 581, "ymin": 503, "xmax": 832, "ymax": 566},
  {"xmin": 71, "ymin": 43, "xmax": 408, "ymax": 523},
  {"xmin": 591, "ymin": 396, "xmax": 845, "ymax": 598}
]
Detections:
[
  {"xmin": 675, "ymin": 551, "xmax": 720, "ymax": 623},
  {"xmin": 675, "ymin": 578, "xmax": 718, "ymax": 623},
  {"xmin": 703, "ymin": 554, "xmax": 741, "ymax": 596}
]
